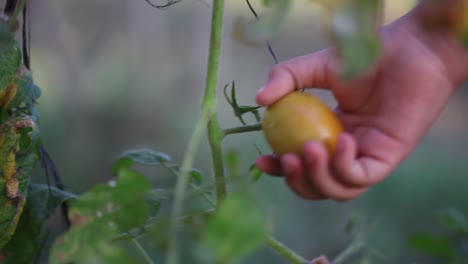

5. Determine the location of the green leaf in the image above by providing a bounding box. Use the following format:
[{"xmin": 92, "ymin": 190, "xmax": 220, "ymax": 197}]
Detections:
[
  {"xmin": 0, "ymin": 117, "xmax": 40, "ymax": 251},
  {"xmin": 0, "ymin": 24, "xmax": 21, "ymax": 95},
  {"xmin": 49, "ymin": 169, "xmax": 151, "ymax": 264},
  {"xmin": 5, "ymin": 69, "xmax": 41, "ymax": 111},
  {"xmin": 189, "ymin": 168, "xmax": 203, "ymax": 185},
  {"xmin": 232, "ymin": 0, "xmax": 290, "ymax": 45},
  {"xmin": 199, "ymin": 190, "xmax": 270, "ymax": 262},
  {"xmin": 167, "ymin": 164, "xmax": 204, "ymax": 185},
  {"xmin": 249, "ymin": 164, "xmax": 263, "ymax": 182},
  {"xmin": 408, "ymin": 232, "xmax": 454, "ymax": 258},
  {"xmin": 146, "ymin": 218, "xmax": 171, "ymax": 251},
  {"xmin": 146, "ymin": 188, "xmax": 170, "ymax": 217},
  {"xmin": 0, "ymin": 184, "xmax": 76, "ymax": 264},
  {"xmin": 119, "ymin": 148, "xmax": 171, "ymax": 166},
  {"xmin": 112, "ymin": 157, "xmax": 134, "ymax": 176},
  {"xmin": 331, "ymin": 0, "xmax": 382, "ymax": 79},
  {"xmin": 230, "ymin": 81, "xmax": 239, "ymax": 109},
  {"xmin": 437, "ymin": 208, "xmax": 468, "ymax": 235}
]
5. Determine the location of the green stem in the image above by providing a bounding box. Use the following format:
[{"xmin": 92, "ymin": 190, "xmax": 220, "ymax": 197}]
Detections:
[
  {"xmin": 223, "ymin": 123, "xmax": 262, "ymax": 137},
  {"xmin": 7, "ymin": 0, "xmax": 27, "ymax": 28},
  {"xmin": 165, "ymin": 112, "xmax": 210, "ymax": 264},
  {"xmin": 165, "ymin": 0, "xmax": 225, "ymax": 263},
  {"xmin": 332, "ymin": 238, "xmax": 364, "ymax": 264},
  {"xmin": 208, "ymin": 118, "xmax": 226, "ymax": 204},
  {"xmin": 131, "ymin": 238, "xmax": 155, "ymax": 264},
  {"xmin": 203, "ymin": 0, "xmax": 226, "ymax": 205},
  {"xmin": 265, "ymin": 236, "xmax": 308, "ymax": 264},
  {"xmin": 161, "ymin": 162, "xmax": 216, "ymax": 207},
  {"xmin": 190, "ymin": 182, "xmax": 216, "ymax": 207}
]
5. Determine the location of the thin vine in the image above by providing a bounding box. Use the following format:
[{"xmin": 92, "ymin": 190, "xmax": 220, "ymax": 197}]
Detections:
[
  {"xmin": 145, "ymin": 0, "xmax": 183, "ymax": 9},
  {"xmin": 165, "ymin": 0, "xmax": 225, "ymax": 263}
]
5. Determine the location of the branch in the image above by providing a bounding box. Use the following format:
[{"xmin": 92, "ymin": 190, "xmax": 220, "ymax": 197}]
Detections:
[
  {"xmin": 265, "ymin": 236, "xmax": 308, "ymax": 264},
  {"xmin": 223, "ymin": 123, "xmax": 262, "ymax": 137}
]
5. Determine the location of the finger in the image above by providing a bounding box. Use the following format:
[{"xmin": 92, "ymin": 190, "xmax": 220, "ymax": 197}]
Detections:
[
  {"xmin": 255, "ymin": 155, "xmax": 283, "ymax": 176},
  {"xmin": 256, "ymin": 49, "xmax": 337, "ymax": 106},
  {"xmin": 281, "ymin": 154, "xmax": 326, "ymax": 200},
  {"xmin": 333, "ymin": 133, "xmax": 393, "ymax": 187},
  {"xmin": 303, "ymin": 142, "xmax": 368, "ymax": 201}
]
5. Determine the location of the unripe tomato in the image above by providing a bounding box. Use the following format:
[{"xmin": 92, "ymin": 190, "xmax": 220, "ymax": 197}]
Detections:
[{"xmin": 262, "ymin": 92, "xmax": 343, "ymax": 156}]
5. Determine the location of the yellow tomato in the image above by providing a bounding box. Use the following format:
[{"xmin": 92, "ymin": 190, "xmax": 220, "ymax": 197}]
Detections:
[{"xmin": 262, "ymin": 92, "xmax": 344, "ymax": 156}]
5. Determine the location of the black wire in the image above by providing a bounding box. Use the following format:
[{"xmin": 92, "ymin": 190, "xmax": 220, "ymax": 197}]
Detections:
[
  {"xmin": 145, "ymin": 0, "xmax": 182, "ymax": 9},
  {"xmin": 245, "ymin": 0, "xmax": 279, "ymax": 64}
]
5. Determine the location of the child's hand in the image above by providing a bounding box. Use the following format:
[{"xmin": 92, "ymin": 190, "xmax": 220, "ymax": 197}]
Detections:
[{"xmin": 255, "ymin": 9, "xmax": 468, "ymax": 201}]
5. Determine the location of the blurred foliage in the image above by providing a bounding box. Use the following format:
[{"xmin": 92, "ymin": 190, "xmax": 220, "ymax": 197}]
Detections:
[{"xmin": 409, "ymin": 208, "xmax": 468, "ymax": 263}]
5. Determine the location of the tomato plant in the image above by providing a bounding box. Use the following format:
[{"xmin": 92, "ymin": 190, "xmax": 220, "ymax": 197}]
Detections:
[{"xmin": 1, "ymin": 0, "xmax": 447, "ymax": 264}]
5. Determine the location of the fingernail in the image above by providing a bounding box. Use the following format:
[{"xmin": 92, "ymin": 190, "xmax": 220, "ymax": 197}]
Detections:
[{"xmin": 257, "ymin": 85, "xmax": 266, "ymax": 95}]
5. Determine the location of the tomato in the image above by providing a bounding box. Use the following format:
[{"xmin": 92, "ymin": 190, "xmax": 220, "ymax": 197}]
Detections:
[{"xmin": 262, "ymin": 92, "xmax": 344, "ymax": 156}]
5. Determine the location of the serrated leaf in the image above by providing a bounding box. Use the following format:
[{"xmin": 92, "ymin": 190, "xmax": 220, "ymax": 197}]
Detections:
[
  {"xmin": 119, "ymin": 148, "xmax": 171, "ymax": 166},
  {"xmin": 408, "ymin": 233, "xmax": 454, "ymax": 258},
  {"xmin": 49, "ymin": 169, "xmax": 151, "ymax": 264},
  {"xmin": 0, "ymin": 184, "xmax": 76, "ymax": 264},
  {"xmin": 199, "ymin": 191, "xmax": 270, "ymax": 262}
]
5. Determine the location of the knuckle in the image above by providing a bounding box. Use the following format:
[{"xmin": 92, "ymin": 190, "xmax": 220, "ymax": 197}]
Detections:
[{"xmin": 269, "ymin": 63, "xmax": 293, "ymax": 79}]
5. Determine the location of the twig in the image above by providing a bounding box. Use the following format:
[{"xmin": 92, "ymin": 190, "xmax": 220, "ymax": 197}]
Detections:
[
  {"xmin": 131, "ymin": 238, "xmax": 155, "ymax": 264},
  {"xmin": 265, "ymin": 236, "xmax": 308, "ymax": 264},
  {"xmin": 223, "ymin": 123, "xmax": 262, "ymax": 137}
]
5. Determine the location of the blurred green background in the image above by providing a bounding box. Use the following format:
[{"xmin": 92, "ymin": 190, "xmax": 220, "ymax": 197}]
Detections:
[{"xmin": 21, "ymin": 0, "xmax": 468, "ymax": 262}]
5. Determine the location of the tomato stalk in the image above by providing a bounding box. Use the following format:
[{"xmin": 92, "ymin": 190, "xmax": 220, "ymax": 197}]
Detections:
[
  {"xmin": 223, "ymin": 123, "xmax": 262, "ymax": 137},
  {"xmin": 208, "ymin": 118, "xmax": 227, "ymax": 203},
  {"xmin": 165, "ymin": 0, "xmax": 225, "ymax": 263},
  {"xmin": 265, "ymin": 237, "xmax": 309, "ymax": 264},
  {"xmin": 131, "ymin": 238, "xmax": 155, "ymax": 264}
]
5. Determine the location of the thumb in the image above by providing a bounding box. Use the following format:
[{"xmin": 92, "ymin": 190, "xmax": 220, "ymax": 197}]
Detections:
[{"xmin": 256, "ymin": 48, "xmax": 338, "ymax": 106}]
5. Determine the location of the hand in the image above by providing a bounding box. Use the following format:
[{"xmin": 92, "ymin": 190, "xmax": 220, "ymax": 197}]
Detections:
[{"xmin": 255, "ymin": 10, "xmax": 468, "ymax": 201}]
